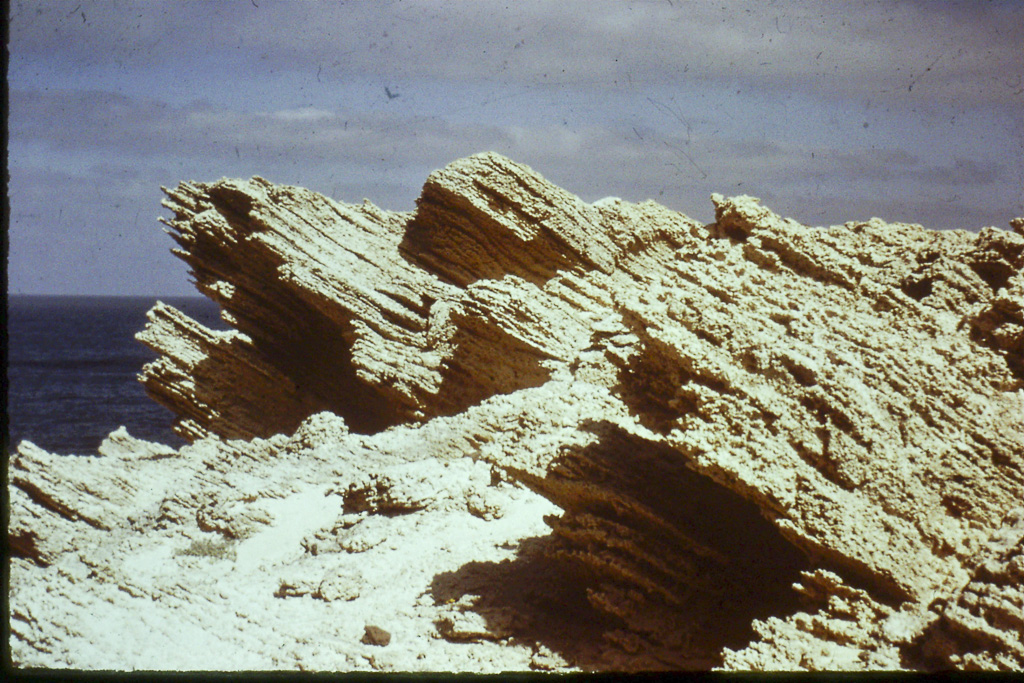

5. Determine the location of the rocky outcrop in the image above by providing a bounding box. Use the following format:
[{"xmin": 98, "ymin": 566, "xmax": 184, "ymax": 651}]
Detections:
[{"xmin": 8, "ymin": 153, "xmax": 1024, "ymax": 671}]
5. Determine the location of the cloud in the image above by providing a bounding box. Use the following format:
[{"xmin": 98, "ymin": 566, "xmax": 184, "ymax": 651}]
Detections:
[
  {"xmin": 911, "ymin": 158, "xmax": 1005, "ymax": 187},
  {"xmin": 7, "ymin": 1, "xmax": 1024, "ymax": 294},
  {"xmin": 7, "ymin": 165, "xmax": 193, "ymax": 295},
  {"xmin": 9, "ymin": 84, "xmax": 1020, "ymax": 220},
  {"xmin": 10, "ymin": 0, "xmax": 1023, "ymax": 109},
  {"xmin": 770, "ymin": 148, "xmax": 1005, "ymax": 186},
  {"xmin": 264, "ymin": 107, "xmax": 338, "ymax": 122}
]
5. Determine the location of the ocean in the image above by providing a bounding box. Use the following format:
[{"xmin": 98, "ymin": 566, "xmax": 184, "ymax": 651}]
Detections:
[{"xmin": 6, "ymin": 295, "xmax": 224, "ymax": 455}]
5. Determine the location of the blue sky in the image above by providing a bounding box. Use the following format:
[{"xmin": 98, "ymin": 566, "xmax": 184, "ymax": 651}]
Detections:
[{"xmin": 7, "ymin": 0, "xmax": 1024, "ymax": 295}]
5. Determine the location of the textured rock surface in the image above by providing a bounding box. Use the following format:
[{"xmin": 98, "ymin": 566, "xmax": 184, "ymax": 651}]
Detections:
[{"xmin": 8, "ymin": 152, "xmax": 1024, "ymax": 671}]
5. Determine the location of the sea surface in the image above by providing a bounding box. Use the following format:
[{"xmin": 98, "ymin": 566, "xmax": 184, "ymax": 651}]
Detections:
[{"xmin": 6, "ymin": 295, "xmax": 224, "ymax": 455}]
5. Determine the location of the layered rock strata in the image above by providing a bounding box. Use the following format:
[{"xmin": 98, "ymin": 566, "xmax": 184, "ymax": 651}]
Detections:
[{"xmin": 8, "ymin": 153, "xmax": 1024, "ymax": 671}]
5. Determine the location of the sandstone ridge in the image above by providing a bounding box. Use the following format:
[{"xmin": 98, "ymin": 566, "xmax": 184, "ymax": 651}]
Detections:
[{"xmin": 9, "ymin": 152, "xmax": 1024, "ymax": 671}]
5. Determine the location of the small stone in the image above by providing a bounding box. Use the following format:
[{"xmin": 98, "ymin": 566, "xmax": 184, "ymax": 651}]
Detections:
[
  {"xmin": 316, "ymin": 568, "xmax": 363, "ymax": 602},
  {"xmin": 361, "ymin": 625, "xmax": 391, "ymax": 647},
  {"xmin": 466, "ymin": 488, "xmax": 507, "ymax": 521},
  {"xmin": 530, "ymin": 644, "xmax": 568, "ymax": 671}
]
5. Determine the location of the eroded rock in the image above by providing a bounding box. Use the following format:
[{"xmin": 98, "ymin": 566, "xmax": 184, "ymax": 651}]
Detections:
[{"xmin": 8, "ymin": 152, "xmax": 1023, "ymax": 671}]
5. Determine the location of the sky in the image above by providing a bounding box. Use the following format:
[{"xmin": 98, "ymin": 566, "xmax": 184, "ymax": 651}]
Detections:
[{"xmin": 6, "ymin": 0, "xmax": 1024, "ymax": 296}]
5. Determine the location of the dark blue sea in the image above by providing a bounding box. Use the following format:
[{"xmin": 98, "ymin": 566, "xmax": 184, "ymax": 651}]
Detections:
[{"xmin": 6, "ymin": 295, "xmax": 225, "ymax": 455}]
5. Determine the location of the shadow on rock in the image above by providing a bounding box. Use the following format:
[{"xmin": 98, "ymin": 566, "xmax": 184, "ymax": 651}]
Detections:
[
  {"xmin": 431, "ymin": 421, "xmax": 817, "ymax": 671},
  {"xmin": 429, "ymin": 535, "xmax": 632, "ymax": 671}
]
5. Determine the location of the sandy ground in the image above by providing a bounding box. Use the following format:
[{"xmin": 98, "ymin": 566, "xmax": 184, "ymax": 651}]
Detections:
[{"xmin": 9, "ymin": 432, "xmax": 638, "ymax": 672}]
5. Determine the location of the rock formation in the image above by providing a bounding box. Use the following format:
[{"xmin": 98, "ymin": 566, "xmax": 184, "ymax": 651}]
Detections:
[{"xmin": 8, "ymin": 152, "xmax": 1024, "ymax": 671}]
